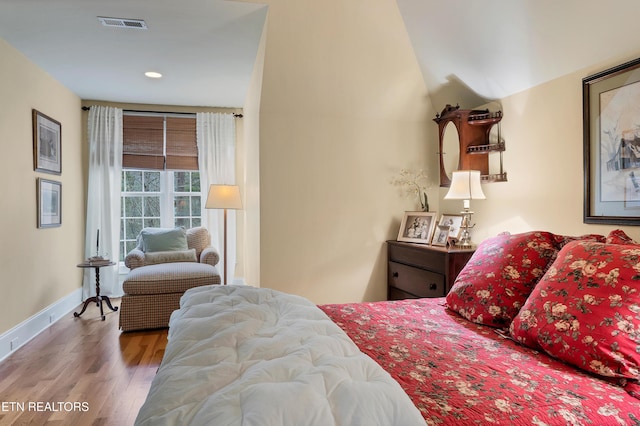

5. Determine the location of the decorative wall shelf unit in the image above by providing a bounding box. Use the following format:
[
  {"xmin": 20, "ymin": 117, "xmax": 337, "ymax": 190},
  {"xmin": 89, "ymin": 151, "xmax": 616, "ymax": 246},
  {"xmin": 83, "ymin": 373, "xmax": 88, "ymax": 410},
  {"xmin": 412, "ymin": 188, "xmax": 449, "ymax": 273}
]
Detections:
[{"xmin": 434, "ymin": 104, "xmax": 507, "ymax": 187}]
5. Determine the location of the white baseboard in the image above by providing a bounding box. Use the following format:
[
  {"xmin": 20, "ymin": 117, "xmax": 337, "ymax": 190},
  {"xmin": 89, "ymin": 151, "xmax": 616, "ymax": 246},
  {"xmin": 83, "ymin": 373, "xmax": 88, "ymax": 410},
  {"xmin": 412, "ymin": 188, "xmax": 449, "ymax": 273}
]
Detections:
[{"xmin": 0, "ymin": 288, "xmax": 82, "ymax": 363}]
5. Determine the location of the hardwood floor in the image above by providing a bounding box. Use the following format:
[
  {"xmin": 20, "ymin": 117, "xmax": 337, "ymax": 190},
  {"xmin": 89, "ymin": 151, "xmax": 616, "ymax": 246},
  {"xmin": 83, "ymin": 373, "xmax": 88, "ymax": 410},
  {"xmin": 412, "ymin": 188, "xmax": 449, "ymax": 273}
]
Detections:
[{"xmin": 0, "ymin": 300, "xmax": 167, "ymax": 425}]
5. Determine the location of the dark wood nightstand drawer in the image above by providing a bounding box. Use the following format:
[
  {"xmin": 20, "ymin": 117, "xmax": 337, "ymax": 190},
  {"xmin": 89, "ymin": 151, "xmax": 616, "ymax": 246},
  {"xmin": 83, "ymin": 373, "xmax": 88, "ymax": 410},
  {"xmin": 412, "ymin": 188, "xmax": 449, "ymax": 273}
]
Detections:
[
  {"xmin": 388, "ymin": 242, "xmax": 445, "ymax": 274},
  {"xmin": 388, "ymin": 261, "xmax": 445, "ymax": 298},
  {"xmin": 388, "ymin": 286, "xmax": 420, "ymax": 300}
]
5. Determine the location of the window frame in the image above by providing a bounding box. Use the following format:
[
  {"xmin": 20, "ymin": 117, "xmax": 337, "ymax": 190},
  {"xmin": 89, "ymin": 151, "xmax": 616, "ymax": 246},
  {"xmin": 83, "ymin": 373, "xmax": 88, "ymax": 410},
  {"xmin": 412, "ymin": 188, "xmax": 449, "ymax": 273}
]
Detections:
[{"xmin": 119, "ymin": 112, "xmax": 203, "ymax": 268}]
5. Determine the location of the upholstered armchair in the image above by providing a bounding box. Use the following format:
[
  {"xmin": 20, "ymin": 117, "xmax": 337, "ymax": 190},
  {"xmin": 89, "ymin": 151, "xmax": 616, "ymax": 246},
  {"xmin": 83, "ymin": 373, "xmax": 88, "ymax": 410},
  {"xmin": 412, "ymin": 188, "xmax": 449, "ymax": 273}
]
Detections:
[
  {"xmin": 120, "ymin": 226, "xmax": 222, "ymax": 332},
  {"xmin": 124, "ymin": 226, "xmax": 220, "ymax": 270}
]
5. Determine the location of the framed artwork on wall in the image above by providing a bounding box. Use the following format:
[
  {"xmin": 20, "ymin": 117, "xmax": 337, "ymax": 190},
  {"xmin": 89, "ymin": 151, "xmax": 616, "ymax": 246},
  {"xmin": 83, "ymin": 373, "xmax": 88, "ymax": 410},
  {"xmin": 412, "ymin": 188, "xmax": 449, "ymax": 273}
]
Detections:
[
  {"xmin": 583, "ymin": 57, "xmax": 640, "ymax": 225},
  {"xmin": 397, "ymin": 211, "xmax": 437, "ymax": 245},
  {"xmin": 37, "ymin": 178, "xmax": 61, "ymax": 228},
  {"xmin": 32, "ymin": 109, "xmax": 62, "ymax": 175}
]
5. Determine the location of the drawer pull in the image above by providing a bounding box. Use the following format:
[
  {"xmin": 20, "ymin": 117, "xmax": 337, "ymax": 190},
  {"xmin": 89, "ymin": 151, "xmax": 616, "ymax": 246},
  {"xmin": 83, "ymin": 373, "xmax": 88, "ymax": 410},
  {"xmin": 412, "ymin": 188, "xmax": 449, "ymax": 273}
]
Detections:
[
  {"xmin": 392, "ymin": 272, "xmax": 399, "ymax": 278},
  {"xmin": 429, "ymin": 283, "xmax": 437, "ymax": 290}
]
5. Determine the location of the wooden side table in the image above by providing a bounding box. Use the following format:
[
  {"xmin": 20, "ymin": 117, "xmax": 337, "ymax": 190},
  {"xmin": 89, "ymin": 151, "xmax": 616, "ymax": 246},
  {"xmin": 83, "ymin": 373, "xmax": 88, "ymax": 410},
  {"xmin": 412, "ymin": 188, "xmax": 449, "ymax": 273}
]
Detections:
[
  {"xmin": 387, "ymin": 240, "xmax": 474, "ymax": 300},
  {"xmin": 75, "ymin": 260, "xmax": 118, "ymax": 321}
]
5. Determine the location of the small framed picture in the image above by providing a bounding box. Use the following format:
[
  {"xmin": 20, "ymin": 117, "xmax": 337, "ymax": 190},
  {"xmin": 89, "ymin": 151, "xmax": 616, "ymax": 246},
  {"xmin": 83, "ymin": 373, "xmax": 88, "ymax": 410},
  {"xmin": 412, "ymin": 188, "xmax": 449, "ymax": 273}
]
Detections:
[
  {"xmin": 33, "ymin": 109, "xmax": 62, "ymax": 175},
  {"xmin": 397, "ymin": 211, "xmax": 437, "ymax": 245},
  {"xmin": 438, "ymin": 214, "xmax": 464, "ymax": 240},
  {"xmin": 37, "ymin": 178, "xmax": 61, "ymax": 228},
  {"xmin": 432, "ymin": 225, "xmax": 450, "ymax": 246}
]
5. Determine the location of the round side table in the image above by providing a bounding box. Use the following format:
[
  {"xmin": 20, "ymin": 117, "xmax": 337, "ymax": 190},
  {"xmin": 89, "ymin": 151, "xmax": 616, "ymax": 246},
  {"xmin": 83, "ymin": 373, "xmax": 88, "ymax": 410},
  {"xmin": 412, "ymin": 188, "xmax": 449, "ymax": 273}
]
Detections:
[{"xmin": 75, "ymin": 260, "xmax": 118, "ymax": 321}]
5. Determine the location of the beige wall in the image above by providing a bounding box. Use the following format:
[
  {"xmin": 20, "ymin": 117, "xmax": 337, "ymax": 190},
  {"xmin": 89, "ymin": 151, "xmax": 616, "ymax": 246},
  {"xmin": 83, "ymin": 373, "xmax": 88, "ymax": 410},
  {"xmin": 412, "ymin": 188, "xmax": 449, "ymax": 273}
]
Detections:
[
  {"xmin": 258, "ymin": 0, "xmax": 434, "ymax": 303},
  {"xmin": 0, "ymin": 40, "xmax": 83, "ymax": 335},
  {"xmin": 239, "ymin": 18, "xmax": 268, "ymax": 287},
  {"xmin": 440, "ymin": 53, "xmax": 640, "ymax": 244}
]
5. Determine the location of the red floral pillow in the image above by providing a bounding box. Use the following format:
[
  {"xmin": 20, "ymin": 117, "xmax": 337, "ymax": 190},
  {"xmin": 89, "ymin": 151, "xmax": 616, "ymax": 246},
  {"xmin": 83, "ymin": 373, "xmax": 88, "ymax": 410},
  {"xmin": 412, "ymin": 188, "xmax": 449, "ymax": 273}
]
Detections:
[
  {"xmin": 510, "ymin": 241, "xmax": 640, "ymax": 390},
  {"xmin": 606, "ymin": 229, "xmax": 638, "ymax": 245},
  {"xmin": 446, "ymin": 231, "xmax": 558, "ymax": 328},
  {"xmin": 553, "ymin": 233, "xmax": 605, "ymax": 248}
]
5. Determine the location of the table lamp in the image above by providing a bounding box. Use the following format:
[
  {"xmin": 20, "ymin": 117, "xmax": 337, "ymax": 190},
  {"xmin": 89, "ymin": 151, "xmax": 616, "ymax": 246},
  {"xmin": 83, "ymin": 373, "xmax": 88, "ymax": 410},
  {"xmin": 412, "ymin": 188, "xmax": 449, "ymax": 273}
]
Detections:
[
  {"xmin": 444, "ymin": 170, "xmax": 485, "ymax": 248},
  {"xmin": 205, "ymin": 184, "xmax": 242, "ymax": 284}
]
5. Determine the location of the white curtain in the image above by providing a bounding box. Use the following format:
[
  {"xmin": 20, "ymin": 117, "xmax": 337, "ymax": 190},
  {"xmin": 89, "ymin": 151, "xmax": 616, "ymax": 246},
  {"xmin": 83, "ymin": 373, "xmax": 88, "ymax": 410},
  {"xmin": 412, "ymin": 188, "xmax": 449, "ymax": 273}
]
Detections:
[
  {"xmin": 197, "ymin": 112, "xmax": 237, "ymax": 284},
  {"xmin": 83, "ymin": 106, "xmax": 123, "ymax": 298}
]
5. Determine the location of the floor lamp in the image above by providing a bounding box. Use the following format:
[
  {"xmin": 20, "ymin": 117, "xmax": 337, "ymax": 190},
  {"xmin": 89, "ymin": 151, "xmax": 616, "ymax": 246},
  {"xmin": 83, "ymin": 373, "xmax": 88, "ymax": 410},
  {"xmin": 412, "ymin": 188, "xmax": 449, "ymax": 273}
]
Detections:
[
  {"xmin": 205, "ymin": 184, "xmax": 242, "ymax": 284},
  {"xmin": 444, "ymin": 170, "xmax": 486, "ymax": 248}
]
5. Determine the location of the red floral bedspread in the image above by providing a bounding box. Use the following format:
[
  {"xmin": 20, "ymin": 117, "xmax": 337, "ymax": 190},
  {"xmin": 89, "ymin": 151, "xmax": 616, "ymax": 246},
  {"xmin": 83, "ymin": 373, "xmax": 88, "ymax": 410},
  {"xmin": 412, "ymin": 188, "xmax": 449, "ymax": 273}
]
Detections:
[{"xmin": 319, "ymin": 298, "xmax": 640, "ymax": 425}]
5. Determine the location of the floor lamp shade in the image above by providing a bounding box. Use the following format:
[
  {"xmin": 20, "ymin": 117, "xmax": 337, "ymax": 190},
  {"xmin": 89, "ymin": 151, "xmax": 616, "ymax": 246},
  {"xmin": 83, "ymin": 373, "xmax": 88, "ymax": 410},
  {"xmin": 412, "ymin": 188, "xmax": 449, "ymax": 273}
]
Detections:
[
  {"xmin": 205, "ymin": 185, "xmax": 242, "ymax": 210},
  {"xmin": 205, "ymin": 185, "xmax": 242, "ymax": 284}
]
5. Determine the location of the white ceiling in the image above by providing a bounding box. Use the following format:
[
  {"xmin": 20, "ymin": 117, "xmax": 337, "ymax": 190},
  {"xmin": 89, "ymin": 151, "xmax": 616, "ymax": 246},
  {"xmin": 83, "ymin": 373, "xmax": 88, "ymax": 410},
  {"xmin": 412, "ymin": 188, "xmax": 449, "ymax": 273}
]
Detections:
[
  {"xmin": 2, "ymin": 1, "xmax": 640, "ymax": 110},
  {"xmin": 0, "ymin": 0, "xmax": 268, "ymax": 107}
]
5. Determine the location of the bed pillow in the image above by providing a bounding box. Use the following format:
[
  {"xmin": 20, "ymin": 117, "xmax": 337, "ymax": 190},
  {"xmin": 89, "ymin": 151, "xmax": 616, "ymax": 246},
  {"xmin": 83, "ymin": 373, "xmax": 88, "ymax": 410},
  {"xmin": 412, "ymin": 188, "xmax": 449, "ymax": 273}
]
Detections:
[
  {"xmin": 140, "ymin": 227, "xmax": 188, "ymax": 253},
  {"xmin": 606, "ymin": 229, "xmax": 638, "ymax": 245},
  {"xmin": 553, "ymin": 233, "xmax": 605, "ymax": 248},
  {"xmin": 510, "ymin": 240, "xmax": 640, "ymax": 388},
  {"xmin": 446, "ymin": 231, "xmax": 558, "ymax": 328}
]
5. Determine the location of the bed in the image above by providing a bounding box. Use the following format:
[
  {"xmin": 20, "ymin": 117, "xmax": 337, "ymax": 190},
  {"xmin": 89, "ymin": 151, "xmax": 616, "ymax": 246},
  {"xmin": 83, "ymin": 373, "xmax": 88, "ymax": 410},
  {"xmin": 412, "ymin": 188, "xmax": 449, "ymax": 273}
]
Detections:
[{"xmin": 136, "ymin": 230, "xmax": 640, "ymax": 425}]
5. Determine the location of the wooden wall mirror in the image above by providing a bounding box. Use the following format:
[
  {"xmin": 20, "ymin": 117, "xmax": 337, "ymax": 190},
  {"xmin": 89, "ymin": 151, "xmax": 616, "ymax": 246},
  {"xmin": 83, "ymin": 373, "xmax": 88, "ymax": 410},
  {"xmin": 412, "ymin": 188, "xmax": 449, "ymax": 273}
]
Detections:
[
  {"xmin": 434, "ymin": 104, "xmax": 506, "ymax": 187},
  {"xmin": 441, "ymin": 121, "xmax": 460, "ymax": 184}
]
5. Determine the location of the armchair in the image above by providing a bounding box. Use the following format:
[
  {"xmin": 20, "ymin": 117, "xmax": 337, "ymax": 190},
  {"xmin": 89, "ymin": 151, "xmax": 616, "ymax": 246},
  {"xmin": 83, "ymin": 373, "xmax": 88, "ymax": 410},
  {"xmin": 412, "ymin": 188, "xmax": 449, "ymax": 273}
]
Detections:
[
  {"xmin": 119, "ymin": 226, "xmax": 222, "ymax": 331},
  {"xmin": 124, "ymin": 226, "xmax": 220, "ymax": 269}
]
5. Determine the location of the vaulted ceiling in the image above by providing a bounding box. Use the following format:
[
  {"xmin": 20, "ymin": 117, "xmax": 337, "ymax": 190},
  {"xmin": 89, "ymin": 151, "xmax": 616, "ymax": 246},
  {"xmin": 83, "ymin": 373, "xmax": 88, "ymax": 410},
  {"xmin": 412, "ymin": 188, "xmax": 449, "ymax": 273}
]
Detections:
[{"xmin": 1, "ymin": 0, "xmax": 640, "ymax": 109}]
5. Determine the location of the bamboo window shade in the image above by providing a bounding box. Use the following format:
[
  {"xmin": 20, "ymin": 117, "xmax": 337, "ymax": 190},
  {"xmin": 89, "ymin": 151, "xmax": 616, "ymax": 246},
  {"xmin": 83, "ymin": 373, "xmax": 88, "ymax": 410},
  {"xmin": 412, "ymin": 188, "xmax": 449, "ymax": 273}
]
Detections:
[{"xmin": 122, "ymin": 115, "xmax": 198, "ymax": 170}]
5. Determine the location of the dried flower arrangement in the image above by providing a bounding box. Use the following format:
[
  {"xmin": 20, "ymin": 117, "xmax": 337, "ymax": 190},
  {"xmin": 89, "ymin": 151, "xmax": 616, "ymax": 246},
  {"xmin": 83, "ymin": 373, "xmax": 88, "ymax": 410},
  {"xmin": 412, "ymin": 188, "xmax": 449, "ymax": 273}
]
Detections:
[{"xmin": 391, "ymin": 169, "xmax": 432, "ymax": 211}]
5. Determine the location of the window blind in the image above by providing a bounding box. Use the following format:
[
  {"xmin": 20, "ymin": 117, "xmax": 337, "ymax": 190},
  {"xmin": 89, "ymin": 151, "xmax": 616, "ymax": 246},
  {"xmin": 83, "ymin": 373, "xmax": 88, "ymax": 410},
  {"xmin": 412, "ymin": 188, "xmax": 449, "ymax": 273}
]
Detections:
[
  {"xmin": 166, "ymin": 117, "xmax": 198, "ymax": 170},
  {"xmin": 122, "ymin": 114, "xmax": 198, "ymax": 170}
]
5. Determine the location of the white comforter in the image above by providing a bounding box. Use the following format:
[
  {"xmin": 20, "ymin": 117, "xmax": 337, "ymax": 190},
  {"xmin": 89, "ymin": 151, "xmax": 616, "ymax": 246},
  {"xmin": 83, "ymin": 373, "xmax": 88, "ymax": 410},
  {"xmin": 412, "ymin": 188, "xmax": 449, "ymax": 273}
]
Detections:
[{"xmin": 135, "ymin": 285, "xmax": 426, "ymax": 426}]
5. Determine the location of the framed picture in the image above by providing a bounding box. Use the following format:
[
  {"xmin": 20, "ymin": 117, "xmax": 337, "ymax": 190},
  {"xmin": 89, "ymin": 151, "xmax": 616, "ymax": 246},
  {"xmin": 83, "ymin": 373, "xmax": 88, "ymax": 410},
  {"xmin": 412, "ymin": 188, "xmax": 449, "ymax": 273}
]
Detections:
[
  {"xmin": 431, "ymin": 225, "xmax": 450, "ymax": 246},
  {"xmin": 37, "ymin": 178, "xmax": 61, "ymax": 228},
  {"xmin": 437, "ymin": 214, "xmax": 464, "ymax": 240},
  {"xmin": 397, "ymin": 211, "xmax": 437, "ymax": 245},
  {"xmin": 583, "ymin": 57, "xmax": 640, "ymax": 225},
  {"xmin": 32, "ymin": 109, "xmax": 62, "ymax": 175}
]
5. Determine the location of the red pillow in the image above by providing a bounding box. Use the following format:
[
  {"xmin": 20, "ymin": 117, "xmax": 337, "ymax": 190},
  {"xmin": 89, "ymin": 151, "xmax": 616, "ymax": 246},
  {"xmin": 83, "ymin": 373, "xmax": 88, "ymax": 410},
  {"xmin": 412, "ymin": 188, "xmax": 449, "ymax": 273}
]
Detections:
[
  {"xmin": 553, "ymin": 233, "xmax": 605, "ymax": 248},
  {"xmin": 606, "ymin": 229, "xmax": 638, "ymax": 245},
  {"xmin": 510, "ymin": 241, "xmax": 640, "ymax": 388},
  {"xmin": 446, "ymin": 231, "xmax": 558, "ymax": 328}
]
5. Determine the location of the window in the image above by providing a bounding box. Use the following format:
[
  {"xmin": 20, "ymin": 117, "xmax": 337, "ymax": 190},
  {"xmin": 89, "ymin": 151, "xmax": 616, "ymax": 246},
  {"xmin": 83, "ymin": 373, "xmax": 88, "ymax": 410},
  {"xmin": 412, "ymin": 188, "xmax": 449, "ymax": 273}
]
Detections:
[{"xmin": 119, "ymin": 113, "xmax": 202, "ymax": 262}]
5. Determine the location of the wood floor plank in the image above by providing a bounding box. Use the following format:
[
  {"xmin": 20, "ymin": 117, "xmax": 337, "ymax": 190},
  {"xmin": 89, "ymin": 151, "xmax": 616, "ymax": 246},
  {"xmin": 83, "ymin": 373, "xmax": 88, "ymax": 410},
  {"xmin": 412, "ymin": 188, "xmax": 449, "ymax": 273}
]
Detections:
[{"xmin": 0, "ymin": 299, "xmax": 167, "ymax": 425}]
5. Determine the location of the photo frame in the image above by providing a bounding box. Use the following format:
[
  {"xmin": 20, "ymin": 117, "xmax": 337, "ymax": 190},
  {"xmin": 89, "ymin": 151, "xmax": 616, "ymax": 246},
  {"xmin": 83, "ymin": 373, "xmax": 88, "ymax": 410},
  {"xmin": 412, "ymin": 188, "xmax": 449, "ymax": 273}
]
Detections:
[
  {"xmin": 37, "ymin": 178, "xmax": 61, "ymax": 228},
  {"xmin": 431, "ymin": 225, "xmax": 450, "ymax": 247},
  {"xmin": 583, "ymin": 57, "xmax": 640, "ymax": 225},
  {"xmin": 32, "ymin": 109, "xmax": 62, "ymax": 175},
  {"xmin": 437, "ymin": 214, "xmax": 464, "ymax": 240},
  {"xmin": 397, "ymin": 211, "xmax": 437, "ymax": 245}
]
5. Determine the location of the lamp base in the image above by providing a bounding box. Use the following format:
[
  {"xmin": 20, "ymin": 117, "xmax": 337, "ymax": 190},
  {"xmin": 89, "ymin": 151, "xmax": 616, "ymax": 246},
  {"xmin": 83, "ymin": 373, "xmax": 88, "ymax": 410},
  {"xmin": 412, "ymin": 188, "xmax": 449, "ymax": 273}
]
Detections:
[{"xmin": 456, "ymin": 209, "xmax": 475, "ymax": 248}]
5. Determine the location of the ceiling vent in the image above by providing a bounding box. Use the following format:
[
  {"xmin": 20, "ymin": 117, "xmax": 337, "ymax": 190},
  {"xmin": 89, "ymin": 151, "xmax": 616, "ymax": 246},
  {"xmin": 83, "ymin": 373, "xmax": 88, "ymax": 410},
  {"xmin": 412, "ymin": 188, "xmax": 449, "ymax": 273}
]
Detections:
[{"xmin": 98, "ymin": 17, "xmax": 148, "ymax": 30}]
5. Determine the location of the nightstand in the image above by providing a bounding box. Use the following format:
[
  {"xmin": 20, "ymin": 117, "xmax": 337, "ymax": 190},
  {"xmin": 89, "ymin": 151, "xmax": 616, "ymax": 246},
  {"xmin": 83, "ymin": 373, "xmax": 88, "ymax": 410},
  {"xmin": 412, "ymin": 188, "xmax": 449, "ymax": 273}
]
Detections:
[{"xmin": 387, "ymin": 240, "xmax": 474, "ymax": 300}]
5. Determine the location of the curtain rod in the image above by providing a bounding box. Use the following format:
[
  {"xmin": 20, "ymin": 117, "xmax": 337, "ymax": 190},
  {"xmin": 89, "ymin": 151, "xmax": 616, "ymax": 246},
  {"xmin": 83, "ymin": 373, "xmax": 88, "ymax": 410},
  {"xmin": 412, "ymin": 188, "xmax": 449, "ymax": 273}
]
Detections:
[{"xmin": 81, "ymin": 106, "xmax": 243, "ymax": 118}]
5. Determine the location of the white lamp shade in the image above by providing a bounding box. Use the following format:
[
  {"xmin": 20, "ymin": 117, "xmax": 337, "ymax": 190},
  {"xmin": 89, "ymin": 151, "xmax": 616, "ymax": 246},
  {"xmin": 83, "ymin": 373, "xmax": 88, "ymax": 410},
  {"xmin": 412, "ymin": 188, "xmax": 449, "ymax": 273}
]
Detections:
[
  {"xmin": 205, "ymin": 185, "xmax": 242, "ymax": 209},
  {"xmin": 444, "ymin": 170, "xmax": 486, "ymax": 200}
]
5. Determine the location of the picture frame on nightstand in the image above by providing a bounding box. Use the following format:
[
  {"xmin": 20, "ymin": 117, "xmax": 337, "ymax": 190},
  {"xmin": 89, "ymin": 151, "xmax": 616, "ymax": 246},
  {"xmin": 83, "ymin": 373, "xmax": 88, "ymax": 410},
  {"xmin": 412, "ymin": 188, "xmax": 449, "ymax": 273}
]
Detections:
[
  {"xmin": 431, "ymin": 225, "xmax": 449, "ymax": 246},
  {"xmin": 397, "ymin": 211, "xmax": 437, "ymax": 245},
  {"xmin": 437, "ymin": 213, "xmax": 463, "ymax": 240}
]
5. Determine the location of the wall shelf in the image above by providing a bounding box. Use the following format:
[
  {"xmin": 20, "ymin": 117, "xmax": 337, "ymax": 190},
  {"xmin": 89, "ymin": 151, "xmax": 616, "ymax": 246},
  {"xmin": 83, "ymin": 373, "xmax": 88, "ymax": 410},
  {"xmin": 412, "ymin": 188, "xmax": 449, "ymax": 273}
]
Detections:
[{"xmin": 434, "ymin": 104, "xmax": 507, "ymax": 186}]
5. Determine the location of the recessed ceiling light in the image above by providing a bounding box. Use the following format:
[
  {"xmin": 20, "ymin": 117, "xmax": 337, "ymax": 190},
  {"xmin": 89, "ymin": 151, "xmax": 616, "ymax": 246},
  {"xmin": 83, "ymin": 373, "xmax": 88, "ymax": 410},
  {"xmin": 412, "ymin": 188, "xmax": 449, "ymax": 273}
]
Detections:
[{"xmin": 145, "ymin": 71, "xmax": 162, "ymax": 79}]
